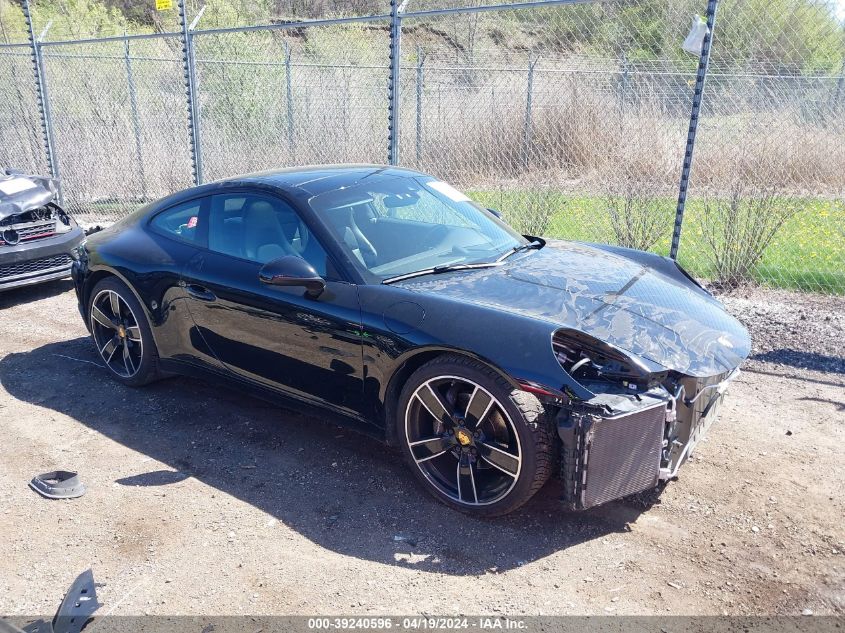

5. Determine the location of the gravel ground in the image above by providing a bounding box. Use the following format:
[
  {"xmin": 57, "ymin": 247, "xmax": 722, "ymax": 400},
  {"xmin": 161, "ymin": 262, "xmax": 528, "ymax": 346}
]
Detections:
[
  {"xmin": 717, "ymin": 287, "xmax": 845, "ymax": 376},
  {"xmin": 0, "ymin": 280, "xmax": 843, "ymax": 617}
]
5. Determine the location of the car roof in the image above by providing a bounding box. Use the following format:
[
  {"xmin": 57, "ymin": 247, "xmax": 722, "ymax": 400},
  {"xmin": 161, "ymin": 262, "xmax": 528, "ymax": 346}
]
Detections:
[
  {"xmin": 218, "ymin": 164, "xmax": 426, "ymax": 197},
  {"xmin": 142, "ymin": 164, "xmax": 432, "ymax": 224}
]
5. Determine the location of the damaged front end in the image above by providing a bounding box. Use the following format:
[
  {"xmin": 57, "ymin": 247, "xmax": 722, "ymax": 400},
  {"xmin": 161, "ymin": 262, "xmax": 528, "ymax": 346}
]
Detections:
[
  {"xmin": 552, "ymin": 328, "xmax": 740, "ymax": 510},
  {"xmin": 0, "ymin": 170, "xmax": 84, "ymax": 291}
]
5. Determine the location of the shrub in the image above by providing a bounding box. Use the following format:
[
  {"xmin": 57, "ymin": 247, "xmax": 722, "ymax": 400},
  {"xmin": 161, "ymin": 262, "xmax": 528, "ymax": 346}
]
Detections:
[
  {"xmin": 605, "ymin": 184, "xmax": 668, "ymax": 251},
  {"xmin": 506, "ymin": 189, "xmax": 557, "ymax": 237},
  {"xmin": 700, "ymin": 182, "xmax": 801, "ymax": 288}
]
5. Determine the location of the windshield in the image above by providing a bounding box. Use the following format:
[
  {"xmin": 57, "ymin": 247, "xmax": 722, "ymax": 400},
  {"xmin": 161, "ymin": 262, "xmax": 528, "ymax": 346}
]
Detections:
[{"xmin": 307, "ymin": 175, "xmax": 526, "ymax": 281}]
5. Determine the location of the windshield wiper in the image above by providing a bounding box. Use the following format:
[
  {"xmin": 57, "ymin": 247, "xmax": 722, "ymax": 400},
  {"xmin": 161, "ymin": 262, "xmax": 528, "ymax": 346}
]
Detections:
[
  {"xmin": 382, "ymin": 261, "xmax": 500, "ymax": 284},
  {"xmin": 383, "ymin": 241, "xmax": 543, "ymax": 284},
  {"xmin": 496, "ymin": 240, "xmax": 543, "ymax": 263}
]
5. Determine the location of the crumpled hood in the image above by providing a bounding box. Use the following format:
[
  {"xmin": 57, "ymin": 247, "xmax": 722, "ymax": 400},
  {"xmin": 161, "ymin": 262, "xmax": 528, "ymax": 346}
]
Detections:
[
  {"xmin": 0, "ymin": 172, "xmax": 60, "ymax": 220},
  {"xmin": 395, "ymin": 240, "xmax": 750, "ymax": 377}
]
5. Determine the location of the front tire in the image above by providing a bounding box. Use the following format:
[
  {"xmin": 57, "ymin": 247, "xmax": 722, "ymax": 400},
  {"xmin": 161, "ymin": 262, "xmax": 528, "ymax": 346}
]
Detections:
[
  {"xmin": 87, "ymin": 276, "xmax": 161, "ymax": 387},
  {"xmin": 397, "ymin": 354, "xmax": 554, "ymax": 517}
]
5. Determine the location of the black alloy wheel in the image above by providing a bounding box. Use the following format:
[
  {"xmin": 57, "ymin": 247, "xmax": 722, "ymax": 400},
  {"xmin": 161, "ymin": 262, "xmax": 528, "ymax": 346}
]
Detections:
[
  {"xmin": 87, "ymin": 277, "xmax": 161, "ymax": 386},
  {"xmin": 398, "ymin": 355, "xmax": 554, "ymax": 516}
]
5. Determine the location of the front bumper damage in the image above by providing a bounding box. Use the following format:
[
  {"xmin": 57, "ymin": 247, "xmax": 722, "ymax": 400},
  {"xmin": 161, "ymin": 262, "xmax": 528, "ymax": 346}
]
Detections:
[
  {"xmin": 0, "ymin": 227, "xmax": 84, "ymax": 290},
  {"xmin": 557, "ymin": 369, "xmax": 739, "ymax": 510},
  {"xmin": 0, "ymin": 170, "xmax": 84, "ymax": 291}
]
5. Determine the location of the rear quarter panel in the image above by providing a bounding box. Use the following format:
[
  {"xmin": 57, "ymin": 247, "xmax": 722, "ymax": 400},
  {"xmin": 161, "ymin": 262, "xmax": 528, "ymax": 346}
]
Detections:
[{"xmin": 83, "ymin": 221, "xmax": 198, "ymax": 362}]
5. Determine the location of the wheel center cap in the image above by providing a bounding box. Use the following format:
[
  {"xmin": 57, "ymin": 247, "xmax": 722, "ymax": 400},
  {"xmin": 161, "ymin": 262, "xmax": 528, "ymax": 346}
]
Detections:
[
  {"xmin": 455, "ymin": 428, "xmax": 472, "ymax": 447},
  {"xmin": 117, "ymin": 324, "xmax": 126, "ymax": 339}
]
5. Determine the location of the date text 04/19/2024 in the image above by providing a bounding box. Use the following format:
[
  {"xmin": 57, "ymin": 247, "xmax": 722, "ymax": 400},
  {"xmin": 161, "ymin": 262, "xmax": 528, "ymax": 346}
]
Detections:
[{"xmin": 307, "ymin": 617, "xmax": 527, "ymax": 630}]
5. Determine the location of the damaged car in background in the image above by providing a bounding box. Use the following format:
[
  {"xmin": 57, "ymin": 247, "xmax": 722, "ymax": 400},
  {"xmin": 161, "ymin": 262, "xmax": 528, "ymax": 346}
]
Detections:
[
  {"xmin": 70, "ymin": 166, "xmax": 751, "ymax": 516},
  {"xmin": 0, "ymin": 169, "xmax": 84, "ymax": 291}
]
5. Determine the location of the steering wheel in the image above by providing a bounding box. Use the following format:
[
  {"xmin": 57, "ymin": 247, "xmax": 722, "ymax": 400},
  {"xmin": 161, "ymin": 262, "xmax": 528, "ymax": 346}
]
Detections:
[
  {"xmin": 347, "ymin": 210, "xmax": 378, "ymax": 263},
  {"xmin": 296, "ymin": 219, "xmax": 310, "ymax": 253}
]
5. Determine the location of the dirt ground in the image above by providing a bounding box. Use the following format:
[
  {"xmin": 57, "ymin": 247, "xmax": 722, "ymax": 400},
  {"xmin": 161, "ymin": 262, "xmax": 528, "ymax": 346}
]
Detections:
[{"xmin": 0, "ymin": 280, "xmax": 842, "ymax": 617}]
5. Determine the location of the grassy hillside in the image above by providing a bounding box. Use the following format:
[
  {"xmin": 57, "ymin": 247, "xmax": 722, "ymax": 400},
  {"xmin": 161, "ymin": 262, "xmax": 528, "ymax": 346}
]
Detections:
[{"xmin": 2, "ymin": 0, "xmax": 843, "ymax": 75}]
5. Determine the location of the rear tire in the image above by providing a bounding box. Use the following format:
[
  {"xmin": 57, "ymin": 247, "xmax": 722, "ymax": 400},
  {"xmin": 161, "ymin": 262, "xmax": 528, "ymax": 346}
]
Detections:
[
  {"xmin": 397, "ymin": 354, "xmax": 554, "ymax": 517},
  {"xmin": 87, "ymin": 276, "xmax": 161, "ymax": 387}
]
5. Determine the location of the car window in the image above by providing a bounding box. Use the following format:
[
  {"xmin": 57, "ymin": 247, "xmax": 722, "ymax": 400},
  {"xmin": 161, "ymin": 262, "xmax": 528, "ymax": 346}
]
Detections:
[
  {"xmin": 207, "ymin": 193, "xmax": 332, "ymax": 277},
  {"xmin": 370, "ymin": 187, "xmax": 473, "ymax": 228},
  {"xmin": 149, "ymin": 199, "xmax": 202, "ymax": 244},
  {"xmin": 308, "ymin": 176, "xmax": 524, "ymax": 280}
]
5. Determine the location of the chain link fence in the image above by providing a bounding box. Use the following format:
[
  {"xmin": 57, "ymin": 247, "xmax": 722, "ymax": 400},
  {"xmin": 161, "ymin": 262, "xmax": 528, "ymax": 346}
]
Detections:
[
  {"xmin": 39, "ymin": 35, "xmax": 194, "ymax": 212},
  {"xmin": 684, "ymin": 0, "xmax": 845, "ymax": 295},
  {"xmin": 0, "ymin": 0, "xmax": 842, "ymax": 294},
  {"xmin": 0, "ymin": 43, "xmax": 47, "ymax": 175},
  {"xmin": 192, "ymin": 19, "xmax": 390, "ymax": 181}
]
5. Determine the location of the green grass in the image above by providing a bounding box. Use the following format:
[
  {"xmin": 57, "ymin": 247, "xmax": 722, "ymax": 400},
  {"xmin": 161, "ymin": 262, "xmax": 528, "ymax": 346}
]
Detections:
[
  {"xmin": 81, "ymin": 189, "xmax": 844, "ymax": 294},
  {"xmin": 469, "ymin": 189, "xmax": 845, "ymax": 295}
]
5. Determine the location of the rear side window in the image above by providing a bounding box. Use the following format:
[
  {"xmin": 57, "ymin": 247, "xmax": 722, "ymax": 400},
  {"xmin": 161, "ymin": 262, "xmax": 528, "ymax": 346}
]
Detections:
[{"xmin": 149, "ymin": 199, "xmax": 202, "ymax": 244}]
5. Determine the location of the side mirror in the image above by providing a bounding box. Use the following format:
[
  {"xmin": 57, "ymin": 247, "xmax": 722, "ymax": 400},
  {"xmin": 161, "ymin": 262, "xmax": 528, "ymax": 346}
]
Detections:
[
  {"xmin": 259, "ymin": 255, "xmax": 325, "ymax": 298},
  {"xmin": 487, "ymin": 207, "xmax": 502, "ymax": 219}
]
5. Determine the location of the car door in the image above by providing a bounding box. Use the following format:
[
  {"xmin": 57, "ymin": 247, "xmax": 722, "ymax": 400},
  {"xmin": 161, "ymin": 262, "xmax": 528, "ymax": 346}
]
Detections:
[
  {"xmin": 144, "ymin": 196, "xmax": 224, "ymax": 373},
  {"xmin": 180, "ymin": 190, "xmax": 365, "ymax": 417}
]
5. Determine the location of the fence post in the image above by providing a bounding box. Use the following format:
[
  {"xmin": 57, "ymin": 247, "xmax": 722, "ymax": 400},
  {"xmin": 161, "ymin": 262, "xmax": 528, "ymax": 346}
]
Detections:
[
  {"xmin": 619, "ymin": 52, "xmax": 630, "ymax": 109},
  {"xmin": 124, "ymin": 36, "xmax": 147, "ymax": 201},
  {"xmin": 387, "ymin": 0, "xmax": 402, "ymax": 165},
  {"xmin": 22, "ymin": 0, "xmax": 60, "ymax": 202},
  {"xmin": 670, "ymin": 0, "xmax": 719, "ymax": 260},
  {"xmin": 415, "ymin": 45, "xmax": 424, "ymax": 164},
  {"xmin": 285, "ymin": 41, "xmax": 295, "ymax": 152},
  {"xmin": 522, "ymin": 56, "xmax": 538, "ymax": 169},
  {"xmin": 178, "ymin": 0, "xmax": 203, "ymax": 185}
]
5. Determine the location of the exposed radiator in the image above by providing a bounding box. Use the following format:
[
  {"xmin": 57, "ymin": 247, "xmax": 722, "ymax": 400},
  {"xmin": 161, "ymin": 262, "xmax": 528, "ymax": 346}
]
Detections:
[
  {"xmin": 560, "ymin": 395, "xmax": 667, "ymax": 510},
  {"xmin": 581, "ymin": 402, "xmax": 665, "ymax": 508}
]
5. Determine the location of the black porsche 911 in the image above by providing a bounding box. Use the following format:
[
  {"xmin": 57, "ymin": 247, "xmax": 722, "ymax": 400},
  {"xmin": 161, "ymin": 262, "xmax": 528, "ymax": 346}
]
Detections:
[{"xmin": 71, "ymin": 166, "xmax": 750, "ymax": 516}]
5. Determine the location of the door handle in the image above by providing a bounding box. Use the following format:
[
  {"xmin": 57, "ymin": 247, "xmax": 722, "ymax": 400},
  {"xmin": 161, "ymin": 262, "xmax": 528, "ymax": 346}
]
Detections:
[{"xmin": 185, "ymin": 284, "xmax": 217, "ymax": 302}]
